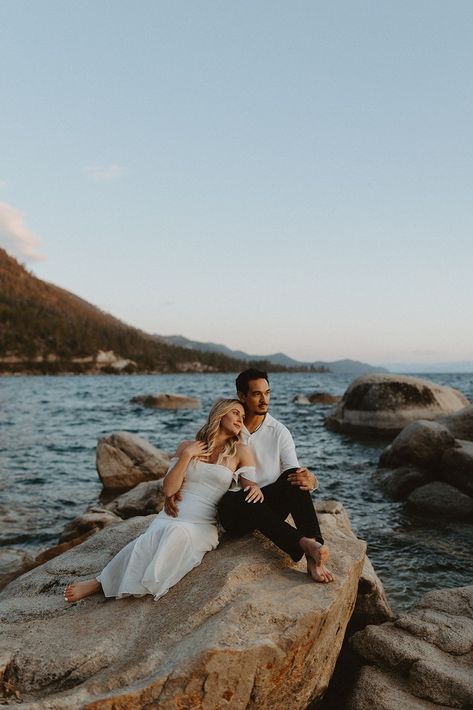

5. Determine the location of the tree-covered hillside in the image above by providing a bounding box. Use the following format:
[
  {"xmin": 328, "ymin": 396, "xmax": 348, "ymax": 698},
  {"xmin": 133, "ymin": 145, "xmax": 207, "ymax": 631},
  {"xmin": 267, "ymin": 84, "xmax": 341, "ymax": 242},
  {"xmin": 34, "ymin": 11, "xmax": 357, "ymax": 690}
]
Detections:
[{"xmin": 0, "ymin": 249, "xmax": 277, "ymax": 374}]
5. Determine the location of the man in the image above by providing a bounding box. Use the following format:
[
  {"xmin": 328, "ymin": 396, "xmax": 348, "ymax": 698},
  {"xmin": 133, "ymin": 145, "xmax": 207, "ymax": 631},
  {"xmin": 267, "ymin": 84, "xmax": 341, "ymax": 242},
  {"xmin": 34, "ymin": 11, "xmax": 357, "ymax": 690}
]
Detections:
[{"xmin": 166, "ymin": 368, "xmax": 333, "ymax": 583}]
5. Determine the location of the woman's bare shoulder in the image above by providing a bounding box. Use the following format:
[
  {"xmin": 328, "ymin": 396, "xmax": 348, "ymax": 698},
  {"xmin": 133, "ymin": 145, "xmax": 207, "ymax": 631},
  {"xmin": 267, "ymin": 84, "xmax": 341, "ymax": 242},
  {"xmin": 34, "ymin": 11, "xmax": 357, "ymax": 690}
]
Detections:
[{"xmin": 236, "ymin": 442, "xmax": 255, "ymax": 466}]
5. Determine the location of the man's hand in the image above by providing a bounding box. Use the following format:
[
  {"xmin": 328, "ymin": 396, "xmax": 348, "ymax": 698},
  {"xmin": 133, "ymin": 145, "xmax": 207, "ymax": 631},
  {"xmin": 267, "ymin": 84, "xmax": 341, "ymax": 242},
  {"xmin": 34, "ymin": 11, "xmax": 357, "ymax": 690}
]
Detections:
[
  {"xmin": 164, "ymin": 490, "xmax": 183, "ymax": 517},
  {"xmin": 287, "ymin": 467, "xmax": 317, "ymax": 492}
]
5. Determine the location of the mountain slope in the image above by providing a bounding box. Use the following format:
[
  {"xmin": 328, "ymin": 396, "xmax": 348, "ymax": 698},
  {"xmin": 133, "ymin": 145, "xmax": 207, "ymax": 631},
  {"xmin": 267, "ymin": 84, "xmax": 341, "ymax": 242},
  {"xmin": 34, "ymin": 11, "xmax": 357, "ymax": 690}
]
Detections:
[
  {"xmin": 157, "ymin": 335, "xmax": 387, "ymax": 374},
  {"xmin": 0, "ymin": 249, "xmax": 264, "ymax": 374}
]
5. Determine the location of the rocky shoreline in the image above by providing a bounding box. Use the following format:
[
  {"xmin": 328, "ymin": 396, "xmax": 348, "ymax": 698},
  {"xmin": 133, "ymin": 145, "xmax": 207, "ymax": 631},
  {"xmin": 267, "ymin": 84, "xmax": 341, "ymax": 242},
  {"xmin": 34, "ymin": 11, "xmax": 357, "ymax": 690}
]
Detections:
[{"xmin": 1, "ymin": 376, "xmax": 473, "ymax": 708}]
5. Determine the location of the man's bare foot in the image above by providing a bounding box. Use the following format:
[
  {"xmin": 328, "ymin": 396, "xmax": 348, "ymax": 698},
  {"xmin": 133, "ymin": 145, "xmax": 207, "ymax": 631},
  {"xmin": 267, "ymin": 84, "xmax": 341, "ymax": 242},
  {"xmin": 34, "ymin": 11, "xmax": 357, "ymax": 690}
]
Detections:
[
  {"xmin": 299, "ymin": 537, "xmax": 334, "ymax": 583},
  {"xmin": 306, "ymin": 555, "xmax": 334, "ymax": 583},
  {"xmin": 64, "ymin": 580, "xmax": 101, "ymax": 603}
]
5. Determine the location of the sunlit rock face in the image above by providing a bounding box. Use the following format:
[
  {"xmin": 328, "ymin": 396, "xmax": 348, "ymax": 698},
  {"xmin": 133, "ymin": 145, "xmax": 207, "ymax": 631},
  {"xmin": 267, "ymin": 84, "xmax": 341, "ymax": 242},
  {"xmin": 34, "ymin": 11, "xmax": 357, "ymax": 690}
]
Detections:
[
  {"xmin": 96, "ymin": 431, "xmax": 171, "ymax": 491},
  {"xmin": 0, "ymin": 503, "xmax": 366, "ymax": 709},
  {"xmin": 325, "ymin": 374, "xmax": 469, "ymax": 435},
  {"xmin": 349, "ymin": 585, "xmax": 473, "ymax": 709}
]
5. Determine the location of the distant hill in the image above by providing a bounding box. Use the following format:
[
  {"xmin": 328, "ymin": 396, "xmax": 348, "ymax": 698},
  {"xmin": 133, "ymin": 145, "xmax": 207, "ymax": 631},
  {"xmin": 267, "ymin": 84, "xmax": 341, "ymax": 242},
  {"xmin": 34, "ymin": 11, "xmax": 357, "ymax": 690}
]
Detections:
[
  {"xmin": 156, "ymin": 335, "xmax": 388, "ymax": 374},
  {"xmin": 0, "ymin": 249, "xmax": 274, "ymax": 375}
]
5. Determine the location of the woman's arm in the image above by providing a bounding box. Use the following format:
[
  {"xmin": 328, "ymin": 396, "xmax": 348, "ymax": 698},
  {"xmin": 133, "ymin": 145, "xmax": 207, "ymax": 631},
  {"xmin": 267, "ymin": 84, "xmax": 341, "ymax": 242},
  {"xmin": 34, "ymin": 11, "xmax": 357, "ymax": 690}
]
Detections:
[
  {"xmin": 236, "ymin": 444, "xmax": 263, "ymax": 502},
  {"xmin": 162, "ymin": 440, "xmax": 206, "ymax": 497}
]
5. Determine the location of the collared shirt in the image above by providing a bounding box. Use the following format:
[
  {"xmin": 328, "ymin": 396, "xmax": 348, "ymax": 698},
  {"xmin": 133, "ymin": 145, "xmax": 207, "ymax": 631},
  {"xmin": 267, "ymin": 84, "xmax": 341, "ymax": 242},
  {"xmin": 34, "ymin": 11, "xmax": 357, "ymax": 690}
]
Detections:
[{"xmin": 239, "ymin": 413, "xmax": 300, "ymax": 488}]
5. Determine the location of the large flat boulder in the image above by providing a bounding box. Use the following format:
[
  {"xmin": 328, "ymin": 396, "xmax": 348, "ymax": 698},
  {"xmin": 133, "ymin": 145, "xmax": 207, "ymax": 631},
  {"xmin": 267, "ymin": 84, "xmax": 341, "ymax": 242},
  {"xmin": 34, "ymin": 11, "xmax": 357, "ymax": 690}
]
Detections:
[
  {"xmin": 349, "ymin": 586, "xmax": 473, "ymax": 708},
  {"xmin": 325, "ymin": 374, "xmax": 469, "ymax": 435},
  {"xmin": 0, "ymin": 503, "xmax": 366, "ymax": 709},
  {"xmin": 96, "ymin": 431, "xmax": 171, "ymax": 490}
]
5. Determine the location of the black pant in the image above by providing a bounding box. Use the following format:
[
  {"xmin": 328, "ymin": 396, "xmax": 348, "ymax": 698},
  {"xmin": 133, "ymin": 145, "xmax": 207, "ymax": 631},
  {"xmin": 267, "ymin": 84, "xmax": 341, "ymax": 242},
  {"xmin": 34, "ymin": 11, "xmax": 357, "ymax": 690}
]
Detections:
[{"xmin": 217, "ymin": 469, "xmax": 324, "ymax": 562}]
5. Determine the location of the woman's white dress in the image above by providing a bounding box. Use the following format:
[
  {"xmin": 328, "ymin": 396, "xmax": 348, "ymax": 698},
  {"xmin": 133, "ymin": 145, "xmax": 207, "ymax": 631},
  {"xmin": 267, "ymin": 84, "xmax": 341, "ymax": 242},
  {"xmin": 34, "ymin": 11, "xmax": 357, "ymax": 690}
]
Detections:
[{"xmin": 97, "ymin": 459, "xmax": 251, "ymax": 601}]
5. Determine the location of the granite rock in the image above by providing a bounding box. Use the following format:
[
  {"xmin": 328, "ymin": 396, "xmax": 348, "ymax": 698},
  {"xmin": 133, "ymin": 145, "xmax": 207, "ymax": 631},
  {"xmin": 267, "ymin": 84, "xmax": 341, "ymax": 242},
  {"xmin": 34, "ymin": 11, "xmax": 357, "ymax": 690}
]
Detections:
[
  {"xmin": 376, "ymin": 465, "xmax": 431, "ymax": 501},
  {"xmin": 59, "ymin": 506, "xmax": 122, "ymax": 543},
  {"xmin": 105, "ymin": 480, "xmax": 165, "ymax": 519},
  {"xmin": 407, "ymin": 481, "xmax": 473, "ymax": 520},
  {"xmin": 326, "ymin": 374, "xmax": 469, "ymax": 435},
  {"xmin": 0, "ymin": 503, "xmax": 366, "ymax": 709},
  {"xmin": 349, "ymin": 586, "xmax": 473, "ymax": 708},
  {"xmin": 438, "ymin": 404, "xmax": 473, "ymax": 442},
  {"xmin": 96, "ymin": 431, "xmax": 171, "ymax": 490},
  {"xmin": 440, "ymin": 440, "xmax": 473, "ymax": 498},
  {"xmin": 379, "ymin": 420, "xmax": 456, "ymax": 469},
  {"xmin": 130, "ymin": 393, "xmax": 201, "ymax": 409}
]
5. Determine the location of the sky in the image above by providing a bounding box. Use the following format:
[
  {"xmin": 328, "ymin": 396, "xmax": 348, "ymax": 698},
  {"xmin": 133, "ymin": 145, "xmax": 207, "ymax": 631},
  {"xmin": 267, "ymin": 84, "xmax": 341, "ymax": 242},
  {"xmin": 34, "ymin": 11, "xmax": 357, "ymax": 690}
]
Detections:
[{"xmin": 1, "ymin": 1, "xmax": 472, "ymax": 367}]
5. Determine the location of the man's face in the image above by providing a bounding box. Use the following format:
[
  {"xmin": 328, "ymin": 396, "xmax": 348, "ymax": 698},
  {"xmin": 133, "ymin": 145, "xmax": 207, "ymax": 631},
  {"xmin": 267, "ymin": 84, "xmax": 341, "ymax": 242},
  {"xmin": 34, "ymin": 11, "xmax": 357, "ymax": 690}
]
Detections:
[{"xmin": 239, "ymin": 378, "xmax": 270, "ymax": 417}]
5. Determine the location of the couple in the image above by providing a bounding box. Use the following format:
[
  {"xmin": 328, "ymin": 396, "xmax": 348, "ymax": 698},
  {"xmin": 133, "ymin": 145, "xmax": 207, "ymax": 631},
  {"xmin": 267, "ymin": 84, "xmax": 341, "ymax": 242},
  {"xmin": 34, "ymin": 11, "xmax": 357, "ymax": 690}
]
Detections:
[{"xmin": 64, "ymin": 369, "xmax": 333, "ymax": 603}]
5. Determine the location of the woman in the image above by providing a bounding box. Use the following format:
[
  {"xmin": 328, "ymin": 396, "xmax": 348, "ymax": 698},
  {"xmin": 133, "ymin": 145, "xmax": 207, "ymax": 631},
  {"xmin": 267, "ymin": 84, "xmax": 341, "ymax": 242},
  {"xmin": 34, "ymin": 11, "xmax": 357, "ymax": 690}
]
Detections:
[{"xmin": 64, "ymin": 399, "xmax": 261, "ymax": 603}]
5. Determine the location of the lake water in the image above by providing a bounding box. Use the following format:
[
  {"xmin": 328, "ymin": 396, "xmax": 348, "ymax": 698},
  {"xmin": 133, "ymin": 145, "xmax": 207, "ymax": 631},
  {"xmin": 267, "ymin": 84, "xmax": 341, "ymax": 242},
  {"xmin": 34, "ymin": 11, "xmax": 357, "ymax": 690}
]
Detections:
[{"xmin": 1, "ymin": 371, "xmax": 472, "ymax": 612}]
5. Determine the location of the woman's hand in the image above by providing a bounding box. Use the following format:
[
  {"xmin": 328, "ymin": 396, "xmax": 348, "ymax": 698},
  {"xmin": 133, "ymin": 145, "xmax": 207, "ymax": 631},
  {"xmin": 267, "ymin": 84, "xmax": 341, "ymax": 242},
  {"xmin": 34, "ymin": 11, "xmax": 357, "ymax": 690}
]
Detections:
[
  {"xmin": 182, "ymin": 440, "xmax": 207, "ymax": 459},
  {"xmin": 244, "ymin": 485, "xmax": 264, "ymax": 503}
]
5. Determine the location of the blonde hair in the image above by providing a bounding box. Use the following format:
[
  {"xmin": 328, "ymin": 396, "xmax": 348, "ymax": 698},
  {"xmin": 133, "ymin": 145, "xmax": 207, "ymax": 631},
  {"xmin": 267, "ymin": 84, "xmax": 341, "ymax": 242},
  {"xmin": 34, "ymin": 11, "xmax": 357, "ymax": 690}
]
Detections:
[{"xmin": 196, "ymin": 398, "xmax": 244, "ymax": 464}]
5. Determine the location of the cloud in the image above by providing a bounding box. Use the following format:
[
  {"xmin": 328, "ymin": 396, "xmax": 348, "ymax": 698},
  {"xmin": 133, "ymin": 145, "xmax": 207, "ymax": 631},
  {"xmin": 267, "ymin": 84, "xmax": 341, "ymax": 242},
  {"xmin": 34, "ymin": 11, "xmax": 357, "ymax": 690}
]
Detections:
[
  {"xmin": 83, "ymin": 164, "xmax": 128, "ymax": 182},
  {"xmin": 0, "ymin": 202, "xmax": 46, "ymax": 262},
  {"xmin": 0, "ymin": 180, "xmax": 7, "ymax": 188}
]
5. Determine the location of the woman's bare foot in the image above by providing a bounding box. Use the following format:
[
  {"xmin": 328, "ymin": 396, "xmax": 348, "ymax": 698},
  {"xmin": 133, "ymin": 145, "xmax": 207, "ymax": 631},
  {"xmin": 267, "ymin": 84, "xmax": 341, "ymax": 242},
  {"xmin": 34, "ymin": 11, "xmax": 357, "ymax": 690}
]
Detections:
[
  {"xmin": 64, "ymin": 580, "xmax": 101, "ymax": 603},
  {"xmin": 299, "ymin": 537, "xmax": 334, "ymax": 583}
]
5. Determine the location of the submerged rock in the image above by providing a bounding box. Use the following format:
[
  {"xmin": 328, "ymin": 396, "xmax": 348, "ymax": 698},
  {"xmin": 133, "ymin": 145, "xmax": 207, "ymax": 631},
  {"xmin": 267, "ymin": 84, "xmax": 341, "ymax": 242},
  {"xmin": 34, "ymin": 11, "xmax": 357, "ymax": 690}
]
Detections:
[
  {"xmin": 325, "ymin": 374, "xmax": 469, "ymax": 435},
  {"xmin": 0, "ymin": 503, "xmax": 366, "ymax": 709},
  {"xmin": 293, "ymin": 393, "xmax": 341, "ymax": 406},
  {"xmin": 293, "ymin": 394, "xmax": 311, "ymax": 404},
  {"xmin": 96, "ymin": 431, "xmax": 171, "ymax": 490},
  {"xmin": 308, "ymin": 392, "xmax": 341, "ymax": 405},
  {"xmin": 349, "ymin": 585, "xmax": 473, "ymax": 709},
  {"xmin": 407, "ymin": 481, "xmax": 473, "ymax": 519},
  {"xmin": 131, "ymin": 393, "xmax": 201, "ymax": 409}
]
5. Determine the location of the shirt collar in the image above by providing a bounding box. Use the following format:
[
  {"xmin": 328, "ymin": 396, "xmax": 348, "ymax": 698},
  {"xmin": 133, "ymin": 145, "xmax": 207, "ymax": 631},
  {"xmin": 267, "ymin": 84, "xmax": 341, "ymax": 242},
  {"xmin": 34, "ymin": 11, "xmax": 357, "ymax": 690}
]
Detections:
[{"xmin": 242, "ymin": 413, "xmax": 275, "ymax": 437}]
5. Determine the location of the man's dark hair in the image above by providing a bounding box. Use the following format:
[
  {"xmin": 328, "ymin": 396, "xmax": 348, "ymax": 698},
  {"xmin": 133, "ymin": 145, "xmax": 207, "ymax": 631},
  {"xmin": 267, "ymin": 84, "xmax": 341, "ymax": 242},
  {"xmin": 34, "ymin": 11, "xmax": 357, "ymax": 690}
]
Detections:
[{"xmin": 235, "ymin": 368, "xmax": 269, "ymax": 395}]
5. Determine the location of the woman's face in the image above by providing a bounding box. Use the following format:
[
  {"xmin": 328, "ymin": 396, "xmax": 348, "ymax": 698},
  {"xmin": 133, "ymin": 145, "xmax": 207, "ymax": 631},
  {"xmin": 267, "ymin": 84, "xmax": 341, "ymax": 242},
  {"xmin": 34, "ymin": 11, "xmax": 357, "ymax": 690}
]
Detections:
[{"xmin": 220, "ymin": 404, "xmax": 245, "ymax": 436}]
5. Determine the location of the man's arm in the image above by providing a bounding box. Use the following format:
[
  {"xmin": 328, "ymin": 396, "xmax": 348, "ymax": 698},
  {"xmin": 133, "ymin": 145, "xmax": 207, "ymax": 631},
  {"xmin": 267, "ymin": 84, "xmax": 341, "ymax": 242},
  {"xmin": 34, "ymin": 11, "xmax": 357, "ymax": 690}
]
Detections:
[{"xmin": 279, "ymin": 425, "xmax": 318, "ymax": 491}]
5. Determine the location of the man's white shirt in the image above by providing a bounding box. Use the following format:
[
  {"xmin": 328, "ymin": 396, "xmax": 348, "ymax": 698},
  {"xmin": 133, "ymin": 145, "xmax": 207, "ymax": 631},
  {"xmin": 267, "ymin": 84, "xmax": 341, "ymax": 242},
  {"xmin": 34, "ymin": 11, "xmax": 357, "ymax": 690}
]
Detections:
[{"xmin": 237, "ymin": 413, "xmax": 300, "ymax": 488}]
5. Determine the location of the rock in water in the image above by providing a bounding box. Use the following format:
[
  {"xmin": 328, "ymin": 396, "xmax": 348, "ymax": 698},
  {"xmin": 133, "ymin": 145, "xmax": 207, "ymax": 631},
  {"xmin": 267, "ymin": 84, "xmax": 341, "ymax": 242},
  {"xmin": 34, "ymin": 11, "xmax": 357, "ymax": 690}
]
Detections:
[
  {"xmin": 407, "ymin": 481, "xmax": 473, "ymax": 519},
  {"xmin": 349, "ymin": 586, "xmax": 473, "ymax": 709},
  {"xmin": 96, "ymin": 431, "xmax": 171, "ymax": 490},
  {"xmin": 379, "ymin": 420, "xmax": 456, "ymax": 469},
  {"xmin": 325, "ymin": 374, "xmax": 469, "ymax": 435},
  {"xmin": 440, "ymin": 440, "xmax": 473, "ymax": 498},
  {"xmin": 438, "ymin": 404, "xmax": 473, "ymax": 442},
  {"xmin": 130, "ymin": 393, "xmax": 201, "ymax": 409},
  {"xmin": 0, "ymin": 504, "xmax": 366, "ymax": 709}
]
